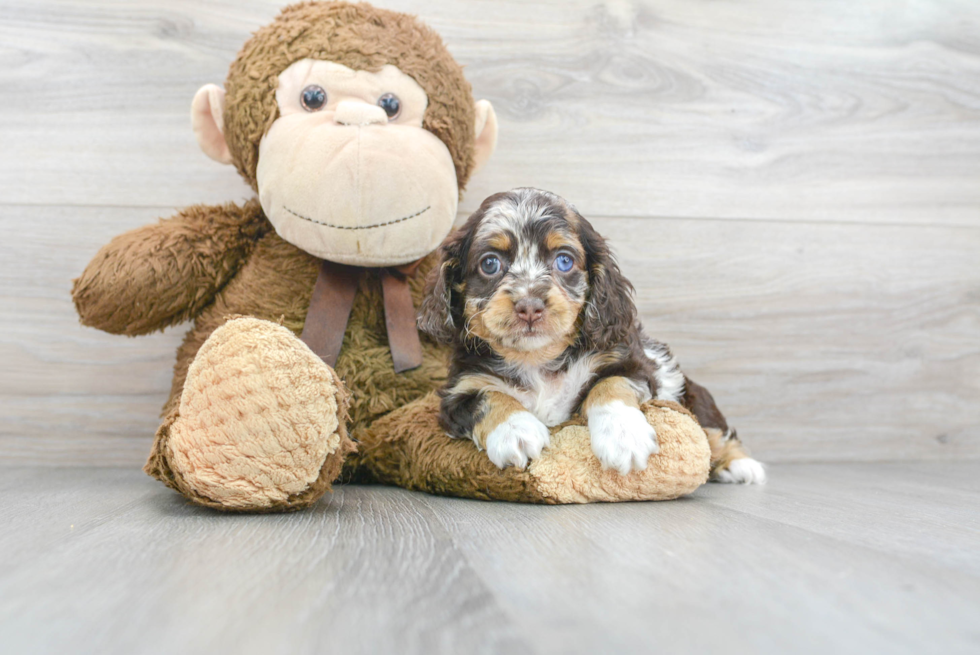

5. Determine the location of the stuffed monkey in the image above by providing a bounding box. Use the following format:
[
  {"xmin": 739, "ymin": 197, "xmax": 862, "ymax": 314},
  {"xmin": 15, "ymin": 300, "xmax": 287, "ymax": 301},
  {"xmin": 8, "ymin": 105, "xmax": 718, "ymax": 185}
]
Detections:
[{"xmin": 72, "ymin": 1, "xmax": 711, "ymax": 511}]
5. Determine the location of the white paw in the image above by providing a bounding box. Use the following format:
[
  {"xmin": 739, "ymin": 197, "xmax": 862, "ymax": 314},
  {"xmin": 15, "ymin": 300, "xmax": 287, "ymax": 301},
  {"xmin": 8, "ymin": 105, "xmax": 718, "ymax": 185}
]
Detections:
[
  {"xmin": 588, "ymin": 402, "xmax": 659, "ymax": 475},
  {"xmin": 485, "ymin": 411, "xmax": 551, "ymax": 470},
  {"xmin": 713, "ymin": 457, "xmax": 767, "ymax": 484}
]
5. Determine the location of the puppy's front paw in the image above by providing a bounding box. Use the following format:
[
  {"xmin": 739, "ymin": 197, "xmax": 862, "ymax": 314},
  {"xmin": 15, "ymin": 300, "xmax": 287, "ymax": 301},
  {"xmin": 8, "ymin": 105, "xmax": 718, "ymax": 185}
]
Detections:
[
  {"xmin": 485, "ymin": 411, "xmax": 551, "ymax": 470},
  {"xmin": 588, "ymin": 402, "xmax": 660, "ymax": 475}
]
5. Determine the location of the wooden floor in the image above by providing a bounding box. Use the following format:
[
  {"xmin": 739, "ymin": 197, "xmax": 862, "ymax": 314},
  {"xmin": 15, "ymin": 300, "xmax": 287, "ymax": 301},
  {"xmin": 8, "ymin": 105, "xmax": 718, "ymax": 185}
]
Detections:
[
  {"xmin": 1, "ymin": 2, "xmax": 978, "ymax": 653},
  {"xmin": 1, "ymin": 462, "xmax": 977, "ymax": 655}
]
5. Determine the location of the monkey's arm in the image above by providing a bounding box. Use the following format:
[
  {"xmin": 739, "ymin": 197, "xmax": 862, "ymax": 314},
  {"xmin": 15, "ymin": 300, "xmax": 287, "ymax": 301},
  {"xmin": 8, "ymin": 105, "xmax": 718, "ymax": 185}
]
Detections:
[{"xmin": 72, "ymin": 200, "xmax": 270, "ymax": 336}]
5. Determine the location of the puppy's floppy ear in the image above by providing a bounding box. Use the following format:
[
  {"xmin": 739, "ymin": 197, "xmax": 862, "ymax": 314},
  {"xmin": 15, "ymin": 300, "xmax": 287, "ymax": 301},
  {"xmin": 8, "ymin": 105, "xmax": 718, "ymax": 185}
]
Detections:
[
  {"xmin": 576, "ymin": 213, "xmax": 637, "ymax": 350},
  {"xmin": 418, "ymin": 229, "xmax": 468, "ymax": 344}
]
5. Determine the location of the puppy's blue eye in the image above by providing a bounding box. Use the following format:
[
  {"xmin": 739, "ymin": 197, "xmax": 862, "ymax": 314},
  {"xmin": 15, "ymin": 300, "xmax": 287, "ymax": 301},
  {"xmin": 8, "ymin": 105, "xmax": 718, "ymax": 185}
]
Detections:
[
  {"xmin": 554, "ymin": 254, "xmax": 574, "ymax": 272},
  {"xmin": 480, "ymin": 255, "xmax": 502, "ymax": 276}
]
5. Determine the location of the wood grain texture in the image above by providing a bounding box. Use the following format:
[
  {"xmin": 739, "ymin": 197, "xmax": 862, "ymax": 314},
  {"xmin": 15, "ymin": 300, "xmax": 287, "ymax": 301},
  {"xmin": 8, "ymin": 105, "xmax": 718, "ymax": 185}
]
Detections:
[
  {"xmin": 0, "ymin": 0, "xmax": 978, "ymax": 223},
  {"xmin": 419, "ymin": 462, "xmax": 980, "ymax": 655},
  {"xmin": 1, "ymin": 463, "xmax": 978, "ymax": 655},
  {"xmin": 697, "ymin": 461, "xmax": 980, "ymax": 575},
  {"xmin": 3, "ymin": 205, "xmax": 977, "ymax": 465},
  {"xmin": 0, "ymin": 0, "xmax": 978, "ymax": 466},
  {"xmin": 611, "ymin": 216, "xmax": 980, "ymax": 462},
  {"xmin": 0, "ymin": 469, "xmax": 532, "ymax": 655}
]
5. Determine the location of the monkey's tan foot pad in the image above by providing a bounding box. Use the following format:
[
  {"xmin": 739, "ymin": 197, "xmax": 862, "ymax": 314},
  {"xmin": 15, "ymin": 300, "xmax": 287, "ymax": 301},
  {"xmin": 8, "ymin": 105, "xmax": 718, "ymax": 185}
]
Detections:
[
  {"xmin": 359, "ymin": 394, "xmax": 711, "ymax": 503},
  {"xmin": 157, "ymin": 317, "xmax": 355, "ymax": 511}
]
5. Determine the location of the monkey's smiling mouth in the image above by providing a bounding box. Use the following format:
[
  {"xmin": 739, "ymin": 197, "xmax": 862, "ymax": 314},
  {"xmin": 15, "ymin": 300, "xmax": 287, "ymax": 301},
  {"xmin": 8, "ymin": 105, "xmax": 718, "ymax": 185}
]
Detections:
[{"xmin": 283, "ymin": 205, "xmax": 431, "ymax": 230}]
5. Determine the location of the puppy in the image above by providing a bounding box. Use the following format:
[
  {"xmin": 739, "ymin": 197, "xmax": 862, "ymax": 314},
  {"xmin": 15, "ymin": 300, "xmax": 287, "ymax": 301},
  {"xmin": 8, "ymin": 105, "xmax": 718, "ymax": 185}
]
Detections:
[{"xmin": 418, "ymin": 188, "xmax": 765, "ymax": 483}]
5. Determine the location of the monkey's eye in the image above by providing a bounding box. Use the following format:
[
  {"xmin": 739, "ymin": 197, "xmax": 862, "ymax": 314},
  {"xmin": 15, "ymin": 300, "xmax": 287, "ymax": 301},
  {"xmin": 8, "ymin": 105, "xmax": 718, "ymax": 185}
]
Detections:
[
  {"xmin": 377, "ymin": 93, "xmax": 401, "ymax": 119},
  {"xmin": 480, "ymin": 255, "xmax": 502, "ymax": 276},
  {"xmin": 554, "ymin": 254, "xmax": 574, "ymax": 272},
  {"xmin": 300, "ymin": 85, "xmax": 327, "ymax": 111}
]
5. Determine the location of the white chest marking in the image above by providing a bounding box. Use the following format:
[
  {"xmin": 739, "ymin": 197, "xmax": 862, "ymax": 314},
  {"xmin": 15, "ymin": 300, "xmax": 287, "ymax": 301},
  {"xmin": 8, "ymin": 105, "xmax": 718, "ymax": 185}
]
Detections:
[{"xmin": 505, "ymin": 356, "xmax": 600, "ymax": 427}]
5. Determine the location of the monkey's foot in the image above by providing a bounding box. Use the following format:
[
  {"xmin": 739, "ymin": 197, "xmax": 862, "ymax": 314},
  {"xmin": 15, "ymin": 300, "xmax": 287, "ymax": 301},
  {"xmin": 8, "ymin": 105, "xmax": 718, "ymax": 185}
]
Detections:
[{"xmin": 148, "ymin": 317, "xmax": 354, "ymax": 511}]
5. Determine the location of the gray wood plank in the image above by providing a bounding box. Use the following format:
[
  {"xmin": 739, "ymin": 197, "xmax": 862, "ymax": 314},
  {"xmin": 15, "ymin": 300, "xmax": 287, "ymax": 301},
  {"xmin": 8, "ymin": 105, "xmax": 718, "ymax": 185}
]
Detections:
[
  {"xmin": 2, "ymin": 464, "xmax": 978, "ymax": 655},
  {"xmin": 3, "ymin": 204, "xmax": 977, "ymax": 465},
  {"xmin": 609, "ymin": 216, "xmax": 980, "ymax": 463},
  {"xmin": 419, "ymin": 468, "xmax": 980, "ymax": 655},
  {"xmin": 0, "ymin": 467, "xmax": 158, "ymax": 577},
  {"xmin": 0, "ymin": 203, "xmax": 189, "ymax": 464},
  {"xmin": 1, "ymin": 0, "xmax": 978, "ymax": 224},
  {"xmin": 697, "ymin": 461, "xmax": 980, "ymax": 575},
  {"xmin": 0, "ymin": 472, "xmax": 533, "ymax": 655}
]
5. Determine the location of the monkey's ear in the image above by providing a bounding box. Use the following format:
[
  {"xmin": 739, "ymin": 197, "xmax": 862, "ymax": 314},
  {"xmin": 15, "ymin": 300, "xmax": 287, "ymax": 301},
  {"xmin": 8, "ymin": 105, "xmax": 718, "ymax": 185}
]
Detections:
[
  {"xmin": 191, "ymin": 84, "xmax": 233, "ymax": 165},
  {"xmin": 471, "ymin": 100, "xmax": 498, "ymax": 175}
]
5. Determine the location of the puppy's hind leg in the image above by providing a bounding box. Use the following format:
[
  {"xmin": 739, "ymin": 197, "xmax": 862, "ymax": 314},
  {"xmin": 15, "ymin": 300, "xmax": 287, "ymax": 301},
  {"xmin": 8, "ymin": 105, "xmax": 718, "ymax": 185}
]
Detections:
[
  {"xmin": 704, "ymin": 428, "xmax": 766, "ymax": 484},
  {"xmin": 683, "ymin": 377, "xmax": 766, "ymax": 484}
]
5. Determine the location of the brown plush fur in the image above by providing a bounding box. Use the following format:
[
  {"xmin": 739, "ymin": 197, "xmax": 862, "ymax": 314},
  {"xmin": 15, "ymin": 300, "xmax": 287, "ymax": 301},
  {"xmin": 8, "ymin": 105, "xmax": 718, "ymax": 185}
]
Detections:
[
  {"xmin": 72, "ymin": 200, "xmax": 271, "ymax": 336},
  {"xmin": 224, "ymin": 1, "xmax": 477, "ymax": 192},
  {"xmin": 146, "ymin": 318, "xmax": 358, "ymax": 512},
  {"xmin": 137, "ymin": 231, "xmax": 450, "ymax": 496},
  {"xmin": 74, "ymin": 0, "xmax": 468, "ymax": 510},
  {"xmin": 354, "ymin": 394, "xmax": 709, "ymax": 503},
  {"xmin": 100, "ymin": 209, "xmax": 452, "ymax": 505},
  {"xmin": 155, "ymin": 229, "xmax": 449, "ymax": 423},
  {"xmin": 354, "ymin": 393, "xmax": 550, "ymax": 502}
]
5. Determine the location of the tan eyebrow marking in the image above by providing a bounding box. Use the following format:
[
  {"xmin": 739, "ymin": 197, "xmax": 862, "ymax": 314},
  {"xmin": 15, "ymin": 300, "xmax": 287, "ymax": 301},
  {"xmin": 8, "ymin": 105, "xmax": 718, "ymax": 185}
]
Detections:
[
  {"xmin": 545, "ymin": 231, "xmax": 584, "ymax": 258},
  {"xmin": 487, "ymin": 231, "xmax": 513, "ymax": 251}
]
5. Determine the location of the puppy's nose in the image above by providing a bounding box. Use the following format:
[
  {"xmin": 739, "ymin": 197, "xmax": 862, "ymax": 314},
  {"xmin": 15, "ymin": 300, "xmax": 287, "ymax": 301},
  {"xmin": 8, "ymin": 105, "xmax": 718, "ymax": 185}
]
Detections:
[{"xmin": 514, "ymin": 297, "xmax": 545, "ymax": 326}]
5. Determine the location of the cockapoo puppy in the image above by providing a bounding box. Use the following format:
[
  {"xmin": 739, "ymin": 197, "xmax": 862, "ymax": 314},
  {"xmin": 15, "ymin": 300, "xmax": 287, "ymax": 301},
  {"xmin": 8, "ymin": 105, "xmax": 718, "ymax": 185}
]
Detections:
[{"xmin": 418, "ymin": 188, "xmax": 765, "ymax": 483}]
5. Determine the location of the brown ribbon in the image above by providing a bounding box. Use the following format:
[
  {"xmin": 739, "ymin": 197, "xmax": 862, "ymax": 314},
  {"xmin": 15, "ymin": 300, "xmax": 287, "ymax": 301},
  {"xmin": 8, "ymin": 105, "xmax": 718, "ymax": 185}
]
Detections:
[{"xmin": 300, "ymin": 259, "xmax": 424, "ymax": 373}]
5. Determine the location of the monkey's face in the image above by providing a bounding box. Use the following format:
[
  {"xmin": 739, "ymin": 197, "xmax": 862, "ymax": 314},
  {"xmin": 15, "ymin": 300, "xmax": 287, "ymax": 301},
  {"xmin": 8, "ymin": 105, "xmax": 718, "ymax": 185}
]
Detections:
[
  {"xmin": 190, "ymin": 4, "xmax": 497, "ymax": 267},
  {"xmin": 253, "ymin": 60, "xmax": 457, "ymax": 266}
]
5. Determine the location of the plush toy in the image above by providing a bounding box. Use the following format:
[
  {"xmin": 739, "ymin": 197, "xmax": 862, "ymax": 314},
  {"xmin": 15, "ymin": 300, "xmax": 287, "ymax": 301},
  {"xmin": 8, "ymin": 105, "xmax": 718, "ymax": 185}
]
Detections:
[{"xmin": 72, "ymin": 1, "xmax": 711, "ymax": 511}]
